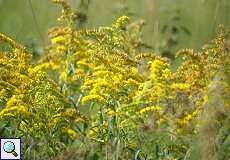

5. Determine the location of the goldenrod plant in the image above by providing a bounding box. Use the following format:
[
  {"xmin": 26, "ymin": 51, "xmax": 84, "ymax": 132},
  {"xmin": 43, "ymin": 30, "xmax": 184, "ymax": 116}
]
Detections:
[{"xmin": 0, "ymin": 0, "xmax": 229, "ymax": 159}]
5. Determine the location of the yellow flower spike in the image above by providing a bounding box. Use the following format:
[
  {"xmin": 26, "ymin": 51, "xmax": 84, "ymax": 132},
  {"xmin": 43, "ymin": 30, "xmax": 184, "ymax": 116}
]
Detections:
[
  {"xmin": 126, "ymin": 78, "xmax": 140, "ymax": 87},
  {"xmin": 149, "ymin": 58, "xmax": 170, "ymax": 81},
  {"xmin": 51, "ymin": 35, "xmax": 65, "ymax": 44},
  {"xmin": 18, "ymin": 121, "xmax": 28, "ymax": 131},
  {"xmin": 139, "ymin": 105, "xmax": 162, "ymax": 114},
  {"xmin": 0, "ymin": 105, "xmax": 30, "ymax": 118},
  {"xmin": 60, "ymin": 71, "xmax": 68, "ymax": 81},
  {"xmin": 88, "ymin": 129, "xmax": 97, "ymax": 138},
  {"xmin": 112, "ymin": 16, "xmax": 130, "ymax": 29},
  {"xmin": 92, "ymin": 70, "xmax": 110, "ymax": 77},
  {"xmin": 93, "ymin": 79, "xmax": 112, "ymax": 89},
  {"xmin": 81, "ymin": 94, "xmax": 105, "ymax": 105},
  {"xmin": 105, "ymin": 108, "xmax": 117, "ymax": 116},
  {"xmin": 203, "ymin": 95, "xmax": 209, "ymax": 104},
  {"xmin": 162, "ymin": 68, "xmax": 171, "ymax": 79},
  {"xmin": 170, "ymin": 83, "xmax": 190, "ymax": 91},
  {"xmin": 65, "ymin": 128, "xmax": 79, "ymax": 139},
  {"xmin": 6, "ymin": 95, "xmax": 23, "ymax": 108},
  {"xmin": 89, "ymin": 88, "xmax": 99, "ymax": 95},
  {"xmin": 18, "ymin": 105, "xmax": 31, "ymax": 118},
  {"xmin": 130, "ymin": 67, "xmax": 138, "ymax": 75},
  {"xmin": 56, "ymin": 45, "xmax": 66, "ymax": 52},
  {"xmin": 178, "ymin": 109, "xmax": 199, "ymax": 127},
  {"xmin": 77, "ymin": 60, "xmax": 94, "ymax": 68}
]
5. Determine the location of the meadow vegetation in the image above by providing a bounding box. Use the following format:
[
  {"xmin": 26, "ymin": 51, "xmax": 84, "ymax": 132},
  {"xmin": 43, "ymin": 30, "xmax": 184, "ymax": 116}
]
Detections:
[{"xmin": 0, "ymin": 0, "xmax": 229, "ymax": 159}]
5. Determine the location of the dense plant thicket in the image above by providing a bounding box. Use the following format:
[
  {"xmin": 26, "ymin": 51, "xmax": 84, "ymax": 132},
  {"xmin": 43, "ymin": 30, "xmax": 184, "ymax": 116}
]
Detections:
[{"xmin": 0, "ymin": 1, "xmax": 229, "ymax": 159}]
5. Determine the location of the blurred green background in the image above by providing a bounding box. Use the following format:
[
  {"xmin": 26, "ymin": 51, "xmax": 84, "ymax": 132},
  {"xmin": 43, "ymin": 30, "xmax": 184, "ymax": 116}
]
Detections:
[{"xmin": 0, "ymin": 0, "xmax": 229, "ymax": 54}]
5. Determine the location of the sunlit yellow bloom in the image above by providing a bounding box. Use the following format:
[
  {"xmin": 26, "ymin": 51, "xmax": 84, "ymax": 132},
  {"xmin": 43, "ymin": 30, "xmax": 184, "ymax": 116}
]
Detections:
[
  {"xmin": 65, "ymin": 128, "xmax": 78, "ymax": 138},
  {"xmin": 105, "ymin": 108, "xmax": 116, "ymax": 116},
  {"xmin": 51, "ymin": 36, "xmax": 65, "ymax": 44},
  {"xmin": 139, "ymin": 105, "xmax": 162, "ymax": 114},
  {"xmin": 81, "ymin": 94, "xmax": 105, "ymax": 104},
  {"xmin": 60, "ymin": 71, "xmax": 68, "ymax": 81},
  {"xmin": 170, "ymin": 83, "xmax": 190, "ymax": 91}
]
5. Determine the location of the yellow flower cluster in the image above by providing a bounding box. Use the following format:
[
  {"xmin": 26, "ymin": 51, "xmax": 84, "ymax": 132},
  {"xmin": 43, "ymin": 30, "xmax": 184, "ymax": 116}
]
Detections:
[
  {"xmin": 64, "ymin": 128, "xmax": 79, "ymax": 139},
  {"xmin": 81, "ymin": 94, "xmax": 105, "ymax": 105},
  {"xmin": 149, "ymin": 58, "xmax": 170, "ymax": 80},
  {"xmin": 139, "ymin": 105, "xmax": 162, "ymax": 114},
  {"xmin": 0, "ymin": 30, "xmax": 87, "ymax": 156}
]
